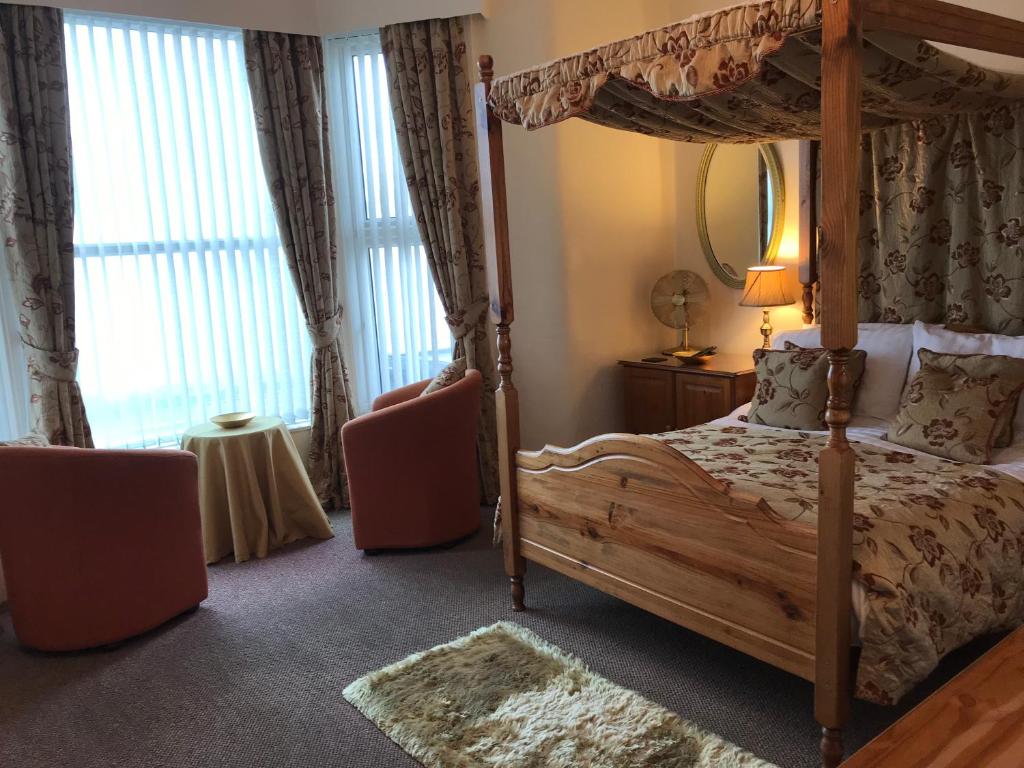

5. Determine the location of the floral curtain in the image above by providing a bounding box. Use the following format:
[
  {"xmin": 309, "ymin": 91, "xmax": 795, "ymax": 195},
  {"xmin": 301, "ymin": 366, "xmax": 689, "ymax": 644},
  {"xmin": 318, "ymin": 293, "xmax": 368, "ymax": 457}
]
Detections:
[
  {"xmin": 0, "ymin": 5, "xmax": 91, "ymax": 446},
  {"xmin": 244, "ymin": 30, "xmax": 353, "ymax": 509},
  {"xmin": 381, "ymin": 17, "xmax": 499, "ymax": 504},
  {"xmin": 857, "ymin": 102, "xmax": 1024, "ymax": 334}
]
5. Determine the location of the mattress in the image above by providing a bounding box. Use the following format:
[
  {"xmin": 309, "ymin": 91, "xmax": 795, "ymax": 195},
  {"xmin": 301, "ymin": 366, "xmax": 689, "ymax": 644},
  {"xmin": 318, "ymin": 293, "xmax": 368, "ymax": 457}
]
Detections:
[{"xmin": 714, "ymin": 402, "xmax": 1024, "ymax": 484}]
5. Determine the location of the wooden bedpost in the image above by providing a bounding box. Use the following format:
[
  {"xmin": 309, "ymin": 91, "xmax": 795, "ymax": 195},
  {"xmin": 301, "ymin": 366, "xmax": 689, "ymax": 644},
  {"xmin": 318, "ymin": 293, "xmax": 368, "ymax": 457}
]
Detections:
[
  {"xmin": 474, "ymin": 54, "xmax": 525, "ymax": 611},
  {"xmin": 817, "ymin": 1, "xmax": 862, "ymax": 766},
  {"xmin": 799, "ymin": 140, "xmax": 819, "ymax": 325}
]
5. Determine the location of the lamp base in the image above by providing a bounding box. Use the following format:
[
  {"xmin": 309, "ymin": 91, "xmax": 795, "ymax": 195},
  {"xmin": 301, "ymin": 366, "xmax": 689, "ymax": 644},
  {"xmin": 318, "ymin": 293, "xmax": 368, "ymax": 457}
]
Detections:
[{"xmin": 760, "ymin": 309, "xmax": 773, "ymax": 350}]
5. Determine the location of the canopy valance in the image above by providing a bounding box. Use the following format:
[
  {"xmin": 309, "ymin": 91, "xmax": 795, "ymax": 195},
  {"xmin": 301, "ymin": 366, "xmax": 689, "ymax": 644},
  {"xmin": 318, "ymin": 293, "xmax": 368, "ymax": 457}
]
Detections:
[{"xmin": 486, "ymin": 0, "xmax": 1024, "ymax": 142}]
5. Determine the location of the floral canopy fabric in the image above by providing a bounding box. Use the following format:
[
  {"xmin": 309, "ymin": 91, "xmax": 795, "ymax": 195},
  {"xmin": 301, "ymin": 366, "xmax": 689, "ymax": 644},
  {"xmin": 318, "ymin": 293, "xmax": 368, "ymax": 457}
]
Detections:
[{"xmin": 486, "ymin": 0, "xmax": 1024, "ymax": 142}]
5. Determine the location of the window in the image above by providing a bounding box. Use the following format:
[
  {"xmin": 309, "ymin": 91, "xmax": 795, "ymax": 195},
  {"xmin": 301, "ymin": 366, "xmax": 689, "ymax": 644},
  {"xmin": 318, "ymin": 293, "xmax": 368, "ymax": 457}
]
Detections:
[
  {"xmin": 325, "ymin": 34, "xmax": 452, "ymax": 414},
  {"xmin": 65, "ymin": 13, "xmax": 312, "ymax": 448},
  {"xmin": 0, "ymin": 252, "xmax": 30, "ymax": 441}
]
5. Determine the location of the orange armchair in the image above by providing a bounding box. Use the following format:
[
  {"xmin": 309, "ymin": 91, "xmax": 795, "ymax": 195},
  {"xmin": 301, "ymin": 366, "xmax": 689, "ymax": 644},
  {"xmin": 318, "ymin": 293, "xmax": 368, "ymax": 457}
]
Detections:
[
  {"xmin": 0, "ymin": 446, "xmax": 208, "ymax": 651},
  {"xmin": 342, "ymin": 369, "xmax": 482, "ymax": 550}
]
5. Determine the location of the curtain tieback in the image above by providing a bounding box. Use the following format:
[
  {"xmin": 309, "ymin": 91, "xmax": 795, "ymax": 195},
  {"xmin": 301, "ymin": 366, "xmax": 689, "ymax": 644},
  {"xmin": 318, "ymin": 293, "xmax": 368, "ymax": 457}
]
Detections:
[
  {"xmin": 308, "ymin": 308, "xmax": 344, "ymax": 350},
  {"xmin": 445, "ymin": 300, "xmax": 489, "ymax": 341},
  {"xmin": 21, "ymin": 340, "xmax": 79, "ymax": 382},
  {"xmin": 492, "ymin": 495, "xmax": 503, "ymax": 547}
]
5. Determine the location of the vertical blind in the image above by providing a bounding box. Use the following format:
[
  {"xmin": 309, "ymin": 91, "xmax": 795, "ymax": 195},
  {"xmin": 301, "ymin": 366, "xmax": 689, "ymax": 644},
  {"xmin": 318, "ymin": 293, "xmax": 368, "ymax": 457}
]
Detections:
[
  {"xmin": 64, "ymin": 13, "xmax": 312, "ymax": 448},
  {"xmin": 0, "ymin": 252, "xmax": 30, "ymax": 441},
  {"xmin": 325, "ymin": 33, "xmax": 452, "ymax": 414}
]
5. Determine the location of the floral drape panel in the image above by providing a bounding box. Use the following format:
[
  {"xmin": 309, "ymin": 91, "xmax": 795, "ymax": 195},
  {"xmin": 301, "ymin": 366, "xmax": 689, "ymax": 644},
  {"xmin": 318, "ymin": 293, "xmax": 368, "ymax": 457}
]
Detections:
[
  {"xmin": 0, "ymin": 5, "xmax": 90, "ymax": 446},
  {"xmin": 381, "ymin": 17, "xmax": 499, "ymax": 504},
  {"xmin": 244, "ymin": 31, "xmax": 353, "ymax": 509},
  {"xmin": 858, "ymin": 103, "xmax": 1024, "ymax": 334}
]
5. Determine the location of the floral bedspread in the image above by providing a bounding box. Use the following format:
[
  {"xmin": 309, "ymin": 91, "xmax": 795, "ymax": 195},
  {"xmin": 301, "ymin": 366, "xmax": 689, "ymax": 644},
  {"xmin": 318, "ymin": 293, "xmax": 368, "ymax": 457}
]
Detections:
[{"xmin": 656, "ymin": 423, "xmax": 1024, "ymax": 704}]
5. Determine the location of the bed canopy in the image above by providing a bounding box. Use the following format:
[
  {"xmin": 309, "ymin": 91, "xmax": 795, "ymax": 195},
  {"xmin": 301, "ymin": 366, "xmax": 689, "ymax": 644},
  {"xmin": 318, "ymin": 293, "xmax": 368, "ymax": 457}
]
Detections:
[{"xmin": 486, "ymin": 0, "xmax": 1024, "ymax": 143}]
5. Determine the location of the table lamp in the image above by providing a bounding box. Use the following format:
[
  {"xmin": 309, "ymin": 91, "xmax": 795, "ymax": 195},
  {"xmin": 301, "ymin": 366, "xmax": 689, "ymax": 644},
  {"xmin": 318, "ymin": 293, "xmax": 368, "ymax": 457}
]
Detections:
[{"xmin": 738, "ymin": 265, "xmax": 795, "ymax": 349}]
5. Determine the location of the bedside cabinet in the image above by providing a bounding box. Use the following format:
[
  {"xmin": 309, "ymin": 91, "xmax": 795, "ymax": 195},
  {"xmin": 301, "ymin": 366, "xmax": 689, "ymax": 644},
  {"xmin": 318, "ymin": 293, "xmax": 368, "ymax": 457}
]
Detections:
[{"xmin": 619, "ymin": 353, "xmax": 756, "ymax": 433}]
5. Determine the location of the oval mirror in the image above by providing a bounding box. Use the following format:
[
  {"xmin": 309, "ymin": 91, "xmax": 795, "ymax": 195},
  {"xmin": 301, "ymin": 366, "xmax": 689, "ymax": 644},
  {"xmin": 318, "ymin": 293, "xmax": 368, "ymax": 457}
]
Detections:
[{"xmin": 696, "ymin": 143, "xmax": 785, "ymax": 289}]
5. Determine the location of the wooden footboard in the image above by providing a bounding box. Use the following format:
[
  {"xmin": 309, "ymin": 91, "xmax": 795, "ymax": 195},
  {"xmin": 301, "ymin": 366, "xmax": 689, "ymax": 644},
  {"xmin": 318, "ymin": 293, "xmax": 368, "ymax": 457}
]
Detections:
[{"xmin": 516, "ymin": 433, "xmax": 818, "ymax": 680}]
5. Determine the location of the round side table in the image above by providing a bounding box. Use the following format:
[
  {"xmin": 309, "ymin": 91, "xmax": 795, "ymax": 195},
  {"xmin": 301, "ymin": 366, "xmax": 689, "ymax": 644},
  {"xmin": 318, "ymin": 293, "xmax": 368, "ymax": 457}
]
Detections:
[{"xmin": 181, "ymin": 416, "xmax": 333, "ymax": 564}]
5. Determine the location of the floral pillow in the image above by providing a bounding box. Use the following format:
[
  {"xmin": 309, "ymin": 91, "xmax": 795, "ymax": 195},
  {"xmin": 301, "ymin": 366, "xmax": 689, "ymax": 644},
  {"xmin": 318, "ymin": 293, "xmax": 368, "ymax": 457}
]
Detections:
[
  {"xmin": 888, "ymin": 363, "xmax": 1024, "ymax": 464},
  {"xmin": 913, "ymin": 349, "xmax": 1024, "ymax": 448},
  {"xmin": 421, "ymin": 357, "xmax": 467, "ymax": 396},
  {"xmin": 0, "ymin": 432, "xmax": 49, "ymax": 447},
  {"xmin": 782, "ymin": 341, "xmax": 868, "ymax": 402},
  {"xmin": 745, "ymin": 344, "xmax": 867, "ymax": 431}
]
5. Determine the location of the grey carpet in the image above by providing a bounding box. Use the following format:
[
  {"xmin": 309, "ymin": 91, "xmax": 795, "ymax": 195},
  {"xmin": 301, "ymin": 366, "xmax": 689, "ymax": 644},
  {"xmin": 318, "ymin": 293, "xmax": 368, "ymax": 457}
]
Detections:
[{"xmin": 0, "ymin": 508, "xmax": 1001, "ymax": 768}]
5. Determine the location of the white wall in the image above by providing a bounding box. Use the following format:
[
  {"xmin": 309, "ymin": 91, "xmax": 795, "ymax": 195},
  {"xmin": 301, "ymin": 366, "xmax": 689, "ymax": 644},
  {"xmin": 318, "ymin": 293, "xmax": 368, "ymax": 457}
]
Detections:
[
  {"xmin": 470, "ymin": 0, "xmax": 805, "ymax": 448},
  {"xmin": 670, "ymin": 139, "xmax": 806, "ymax": 358},
  {"xmin": 932, "ymin": 0, "xmax": 1024, "ymax": 73},
  {"xmin": 317, "ymin": 0, "xmax": 487, "ymax": 36},
  {"xmin": 470, "ymin": 0, "xmax": 684, "ymax": 449}
]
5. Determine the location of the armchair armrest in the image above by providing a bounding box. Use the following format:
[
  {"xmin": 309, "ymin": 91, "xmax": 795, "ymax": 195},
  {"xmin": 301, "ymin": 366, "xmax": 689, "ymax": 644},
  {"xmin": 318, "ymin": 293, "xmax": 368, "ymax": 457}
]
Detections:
[
  {"xmin": 345, "ymin": 372, "xmax": 480, "ymax": 447},
  {"xmin": 343, "ymin": 372, "xmax": 481, "ymax": 479},
  {"xmin": 0, "ymin": 446, "xmax": 199, "ymax": 525}
]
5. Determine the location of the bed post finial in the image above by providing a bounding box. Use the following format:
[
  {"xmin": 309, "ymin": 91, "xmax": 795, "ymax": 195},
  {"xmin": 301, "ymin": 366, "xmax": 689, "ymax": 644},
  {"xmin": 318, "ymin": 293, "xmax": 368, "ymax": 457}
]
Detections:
[
  {"xmin": 802, "ymin": 283, "xmax": 815, "ymax": 325},
  {"xmin": 478, "ymin": 55, "xmax": 494, "ymax": 95}
]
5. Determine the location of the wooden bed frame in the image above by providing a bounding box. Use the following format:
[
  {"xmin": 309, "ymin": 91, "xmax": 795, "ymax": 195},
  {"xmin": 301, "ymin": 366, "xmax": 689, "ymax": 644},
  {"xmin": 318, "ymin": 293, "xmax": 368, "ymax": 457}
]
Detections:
[{"xmin": 472, "ymin": 2, "xmax": 1024, "ymax": 766}]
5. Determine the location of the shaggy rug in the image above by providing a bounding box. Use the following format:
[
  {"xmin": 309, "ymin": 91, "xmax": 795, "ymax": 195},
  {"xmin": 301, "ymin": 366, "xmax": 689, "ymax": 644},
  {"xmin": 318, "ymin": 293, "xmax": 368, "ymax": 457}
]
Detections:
[{"xmin": 343, "ymin": 622, "xmax": 778, "ymax": 768}]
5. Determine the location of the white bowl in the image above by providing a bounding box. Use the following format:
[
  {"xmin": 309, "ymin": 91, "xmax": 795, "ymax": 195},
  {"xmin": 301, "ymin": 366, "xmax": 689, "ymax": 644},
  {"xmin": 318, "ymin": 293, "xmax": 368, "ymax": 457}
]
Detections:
[{"xmin": 211, "ymin": 411, "xmax": 256, "ymax": 429}]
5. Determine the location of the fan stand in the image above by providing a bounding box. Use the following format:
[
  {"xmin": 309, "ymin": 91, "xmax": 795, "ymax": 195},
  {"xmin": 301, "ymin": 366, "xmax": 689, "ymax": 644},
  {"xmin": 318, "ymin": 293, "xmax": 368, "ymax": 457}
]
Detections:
[{"xmin": 660, "ymin": 326, "xmax": 694, "ymax": 355}]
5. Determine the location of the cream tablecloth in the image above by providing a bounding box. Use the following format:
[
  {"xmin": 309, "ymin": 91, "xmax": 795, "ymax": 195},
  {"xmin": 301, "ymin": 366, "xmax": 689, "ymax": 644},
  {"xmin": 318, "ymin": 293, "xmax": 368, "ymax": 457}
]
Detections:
[{"xmin": 181, "ymin": 417, "xmax": 333, "ymax": 564}]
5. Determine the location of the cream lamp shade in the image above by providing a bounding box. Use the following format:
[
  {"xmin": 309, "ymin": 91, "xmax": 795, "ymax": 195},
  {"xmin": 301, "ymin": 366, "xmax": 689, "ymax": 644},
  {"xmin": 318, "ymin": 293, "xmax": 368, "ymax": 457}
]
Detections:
[
  {"xmin": 738, "ymin": 265, "xmax": 794, "ymax": 349},
  {"xmin": 738, "ymin": 265, "xmax": 794, "ymax": 307}
]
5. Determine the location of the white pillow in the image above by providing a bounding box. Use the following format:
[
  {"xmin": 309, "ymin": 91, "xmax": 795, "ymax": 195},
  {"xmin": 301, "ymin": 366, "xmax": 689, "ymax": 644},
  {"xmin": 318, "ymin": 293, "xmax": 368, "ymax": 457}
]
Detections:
[
  {"xmin": 774, "ymin": 323, "xmax": 913, "ymax": 420},
  {"xmin": 907, "ymin": 321, "xmax": 994, "ymax": 379},
  {"xmin": 772, "ymin": 327, "xmax": 821, "ymax": 350},
  {"xmin": 989, "ymin": 338, "xmax": 1024, "ymax": 426}
]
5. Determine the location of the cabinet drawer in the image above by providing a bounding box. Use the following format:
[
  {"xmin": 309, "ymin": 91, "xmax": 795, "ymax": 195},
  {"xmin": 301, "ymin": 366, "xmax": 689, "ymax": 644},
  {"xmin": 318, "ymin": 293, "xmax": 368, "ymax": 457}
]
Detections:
[
  {"xmin": 623, "ymin": 367, "xmax": 675, "ymax": 433},
  {"xmin": 674, "ymin": 373, "xmax": 733, "ymax": 429}
]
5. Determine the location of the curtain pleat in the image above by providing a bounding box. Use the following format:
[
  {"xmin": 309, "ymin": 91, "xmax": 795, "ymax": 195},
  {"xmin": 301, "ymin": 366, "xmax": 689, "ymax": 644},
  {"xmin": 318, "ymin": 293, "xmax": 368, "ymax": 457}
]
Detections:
[
  {"xmin": 244, "ymin": 30, "xmax": 353, "ymax": 509},
  {"xmin": 381, "ymin": 17, "xmax": 499, "ymax": 503},
  {"xmin": 0, "ymin": 4, "xmax": 90, "ymax": 446},
  {"xmin": 857, "ymin": 104, "xmax": 1024, "ymax": 334}
]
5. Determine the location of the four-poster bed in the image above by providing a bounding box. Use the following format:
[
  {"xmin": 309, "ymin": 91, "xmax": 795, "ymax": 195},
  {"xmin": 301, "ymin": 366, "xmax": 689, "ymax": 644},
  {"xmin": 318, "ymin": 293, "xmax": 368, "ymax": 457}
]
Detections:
[{"xmin": 472, "ymin": 1, "xmax": 1024, "ymax": 765}]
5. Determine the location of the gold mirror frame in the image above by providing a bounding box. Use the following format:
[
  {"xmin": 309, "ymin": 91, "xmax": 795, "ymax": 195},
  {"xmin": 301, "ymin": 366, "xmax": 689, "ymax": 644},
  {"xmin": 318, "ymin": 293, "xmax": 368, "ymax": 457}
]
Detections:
[{"xmin": 696, "ymin": 143, "xmax": 786, "ymax": 290}]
